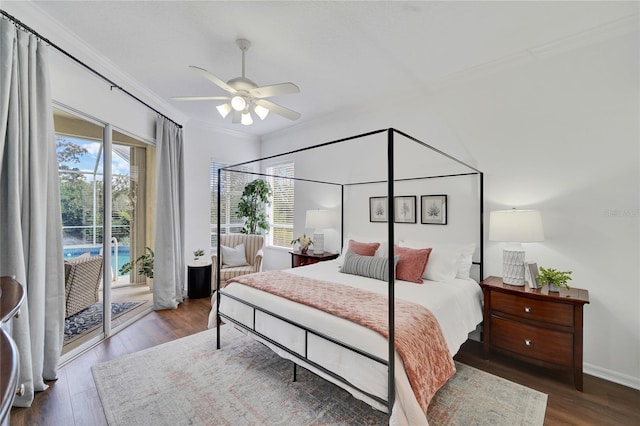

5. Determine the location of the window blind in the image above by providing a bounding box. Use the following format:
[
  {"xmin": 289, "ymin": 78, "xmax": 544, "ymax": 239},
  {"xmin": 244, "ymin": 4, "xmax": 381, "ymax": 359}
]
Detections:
[
  {"xmin": 210, "ymin": 162, "xmax": 252, "ymax": 248},
  {"xmin": 267, "ymin": 163, "xmax": 294, "ymax": 248}
]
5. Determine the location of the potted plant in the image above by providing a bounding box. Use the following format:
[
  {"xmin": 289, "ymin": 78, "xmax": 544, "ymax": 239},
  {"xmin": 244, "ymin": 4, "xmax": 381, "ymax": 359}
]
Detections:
[
  {"xmin": 236, "ymin": 179, "xmax": 272, "ymax": 235},
  {"xmin": 193, "ymin": 248, "xmax": 205, "ymax": 262},
  {"xmin": 291, "ymin": 234, "xmax": 313, "ymax": 254},
  {"xmin": 120, "ymin": 246, "xmax": 154, "ymax": 279},
  {"xmin": 536, "ymin": 267, "xmax": 572, "ymax": 292}
]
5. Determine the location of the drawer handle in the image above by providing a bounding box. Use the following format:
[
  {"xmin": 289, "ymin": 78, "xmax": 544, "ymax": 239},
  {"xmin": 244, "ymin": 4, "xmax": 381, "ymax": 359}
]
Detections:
[
  {"xmin": 524, "ymin": 306, "xmax": 532, "ymax": 313},
  {"xmin": 524, "ymin": 339, "xmax": 532, "ymax": 346},
  {"xmin": 16, "ymin": 383, "xmax": 25, "ymax": 397}
]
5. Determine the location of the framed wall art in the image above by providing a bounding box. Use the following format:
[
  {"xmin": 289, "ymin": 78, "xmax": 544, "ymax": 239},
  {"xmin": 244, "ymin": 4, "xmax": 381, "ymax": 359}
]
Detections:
[
  {"xmin": 394, "ymin": 196, "xmax": 417, "ymax": 223},
  {"xmin": 421, "ymin": 194, "xmax": 447, "ymax": 225},
  {"xmin": 369, "ymin": 196, "xmax": 388, "ymax": 222}
]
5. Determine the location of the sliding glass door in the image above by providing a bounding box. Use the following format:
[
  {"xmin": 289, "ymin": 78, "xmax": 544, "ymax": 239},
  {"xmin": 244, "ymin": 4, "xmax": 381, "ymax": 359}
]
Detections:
[{"xmin": 54, "ymin": 107, "xmax": 153, "ymax": 358}]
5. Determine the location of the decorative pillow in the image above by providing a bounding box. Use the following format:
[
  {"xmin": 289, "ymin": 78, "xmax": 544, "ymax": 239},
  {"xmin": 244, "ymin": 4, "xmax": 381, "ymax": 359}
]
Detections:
[
  {"xmin": 423, "ymin": 249, "xmax": 459, "ymax": 282},
  {"xmin": 394, "ymin": 246, "xmax": 432, "ymax": 284},
  {"xmin": 399, "ymin": 240, "xmax": 458, "ymax": 282},
  {"xmin": 336, "ymin": 235, "xmax": 390, "ymax": 265},
  {"xmin": 348, "ymin": 240, "xmax": 380, "ymax": 257},
  {"xmin": 221, "ymin": 243, "xmax": 249, "ymax": 268},
  {"xmin": 340, "ymin": 250, "xmax": 396, "ymax": 282}
]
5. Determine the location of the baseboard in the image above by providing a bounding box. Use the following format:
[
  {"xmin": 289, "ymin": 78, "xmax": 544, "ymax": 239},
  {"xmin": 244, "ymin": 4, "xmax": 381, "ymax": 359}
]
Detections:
[{"xmin": 584, "ymin": 362, "xmax": 640, "ymax": 391}]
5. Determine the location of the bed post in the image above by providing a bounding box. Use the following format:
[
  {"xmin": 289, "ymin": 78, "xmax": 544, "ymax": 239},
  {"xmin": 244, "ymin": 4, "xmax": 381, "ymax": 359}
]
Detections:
[
  {"xmin": 216, "ymin": 167, "xmax": 222, "ymax": 350},
  {"xmin": 340, "ymin": 185, "xmax": 345, "ymax": 248},
  {"xmin": 479, "ymin": 172, "xmax": 484, "ymax": 280},
  {"xmin": 387, "ymin": 128, "xmax": 395, "ymax": 412}
]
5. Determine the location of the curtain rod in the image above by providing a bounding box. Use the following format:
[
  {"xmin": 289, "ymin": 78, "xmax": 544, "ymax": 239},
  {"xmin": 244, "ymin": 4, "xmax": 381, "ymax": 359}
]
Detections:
[{"xmin": 1, "ymin": 9, "xmax": 183, "ymax": 129}]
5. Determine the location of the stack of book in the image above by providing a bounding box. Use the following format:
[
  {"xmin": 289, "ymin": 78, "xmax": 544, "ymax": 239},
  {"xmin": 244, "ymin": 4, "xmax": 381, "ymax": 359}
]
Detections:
[{"xmin": 525, "ymin": 262, "xmax": 540, "ymax": 289}]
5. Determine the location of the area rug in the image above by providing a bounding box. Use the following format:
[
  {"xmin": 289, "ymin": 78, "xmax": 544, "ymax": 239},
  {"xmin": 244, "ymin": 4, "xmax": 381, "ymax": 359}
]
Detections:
[
  {"xmin": 92, "ymin": 327, "xmax": 547, "ymax": 425},
  {"xmin": 64, "ymin": 301, "xmax": 145, "ymax": 344}
]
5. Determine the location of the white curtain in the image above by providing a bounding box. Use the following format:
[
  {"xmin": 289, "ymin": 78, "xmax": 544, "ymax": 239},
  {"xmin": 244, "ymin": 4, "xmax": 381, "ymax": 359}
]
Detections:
[
  {"xmin": 153, "ymin": 117, "xmax": 185, "ymax": 309},
  {"xmin": 0, "ymin": 18, "xmax": 65, "ymax": 406}
]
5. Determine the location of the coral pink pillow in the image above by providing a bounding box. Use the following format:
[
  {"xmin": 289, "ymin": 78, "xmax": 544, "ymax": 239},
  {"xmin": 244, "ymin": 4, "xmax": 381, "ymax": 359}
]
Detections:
[
  {"xmin": 349, "ymin": 240, "xmax": 380, "ymax": 257},
  {"xmin": 394, "ymin": 246, "xmax": 432, "ymax": 284}
]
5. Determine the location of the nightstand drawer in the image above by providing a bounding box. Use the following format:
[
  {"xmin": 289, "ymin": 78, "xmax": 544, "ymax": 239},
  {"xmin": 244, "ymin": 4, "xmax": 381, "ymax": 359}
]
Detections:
[
  {"xmin": 491, "ymin": 316, "xmax": 574, "ymax": 367},
  {"xmin": 492, "ymin": 291, "xmax": 574, "ymax": 327}
]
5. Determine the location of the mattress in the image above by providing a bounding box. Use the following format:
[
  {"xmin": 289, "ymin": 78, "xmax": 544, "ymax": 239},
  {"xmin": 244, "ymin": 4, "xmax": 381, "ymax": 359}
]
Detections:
[{"xmin": 208, "ymin": 260, "xmax": 483, "ymax": 425}]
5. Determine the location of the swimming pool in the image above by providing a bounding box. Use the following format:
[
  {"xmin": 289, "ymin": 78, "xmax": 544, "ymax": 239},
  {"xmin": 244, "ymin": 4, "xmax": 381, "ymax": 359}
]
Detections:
[{"xmin": 64, "ymin": 246, "xmax": 131, "ymax": 276}]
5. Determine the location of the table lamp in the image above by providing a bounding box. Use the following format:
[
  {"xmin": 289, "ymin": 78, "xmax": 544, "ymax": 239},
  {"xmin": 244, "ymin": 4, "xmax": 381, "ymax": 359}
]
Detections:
[
  {"xmin": 489, "ymin": 209, "xmax": 544, "ymax": 285},
  {"xmin": 306, "ymin": 209, "xmax": 334, "ymax": 254}
]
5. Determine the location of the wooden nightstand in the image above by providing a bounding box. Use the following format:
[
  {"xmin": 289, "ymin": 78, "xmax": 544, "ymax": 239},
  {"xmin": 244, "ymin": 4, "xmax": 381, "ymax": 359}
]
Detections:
[
  {"xmin": 479, "ymin": 276, "xmax": 590, "ymax": 391},
  {"xmin": 290, "ymin": 251, "xmax": 339, "ymax": 268}
]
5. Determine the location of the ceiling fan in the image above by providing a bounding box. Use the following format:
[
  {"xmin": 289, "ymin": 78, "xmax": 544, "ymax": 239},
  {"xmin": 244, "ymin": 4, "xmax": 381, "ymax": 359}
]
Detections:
[{"xmin": 172, "ymin": 38, "xmax": 301, "ymax": 125}]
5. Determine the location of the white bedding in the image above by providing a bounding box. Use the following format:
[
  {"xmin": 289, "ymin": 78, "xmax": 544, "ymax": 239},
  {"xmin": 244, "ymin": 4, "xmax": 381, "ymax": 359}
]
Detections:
[{"xmin": 208, "ymin": 260, "xmax": 483, "ymax": 425}]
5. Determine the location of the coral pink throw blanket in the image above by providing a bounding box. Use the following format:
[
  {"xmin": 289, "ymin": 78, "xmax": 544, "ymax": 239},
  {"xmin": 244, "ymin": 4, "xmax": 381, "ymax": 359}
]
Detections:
[{"xmin": 226, "ymin": 270, "xmax": 455, "ymax": 414}]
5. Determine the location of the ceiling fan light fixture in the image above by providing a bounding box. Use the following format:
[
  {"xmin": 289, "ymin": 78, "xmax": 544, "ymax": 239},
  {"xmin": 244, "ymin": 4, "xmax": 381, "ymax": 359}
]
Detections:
[
  {"xmin": 241, "ymin": 111, "xmax": 253, "ymax": 126},
  {"xmin": 231, "ymin": 95, "xmax": 246, "ymax": 111},
  {"xmin": 254, "ymin": 104, "xmax": 269, "ymax": 120},
  {"xmin": 216, "ymin": 103, "xmax": 232, "ymax": 118}
]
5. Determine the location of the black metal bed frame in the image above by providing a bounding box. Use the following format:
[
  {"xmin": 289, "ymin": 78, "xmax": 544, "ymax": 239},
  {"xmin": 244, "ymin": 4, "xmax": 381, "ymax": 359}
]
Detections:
[{"xmin": 216, "ymin": 128, "xmax": 484, "ymax": 413}]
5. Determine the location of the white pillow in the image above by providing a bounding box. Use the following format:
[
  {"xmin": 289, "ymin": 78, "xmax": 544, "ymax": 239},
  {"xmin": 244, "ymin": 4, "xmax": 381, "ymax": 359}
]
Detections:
[
  {"xmin": 399, "ymin": 240, "xmax": 476, "ymax": 280},
  {"xmin": 221, "ymin": 243, "xmax": 249, "ymax": 268}
]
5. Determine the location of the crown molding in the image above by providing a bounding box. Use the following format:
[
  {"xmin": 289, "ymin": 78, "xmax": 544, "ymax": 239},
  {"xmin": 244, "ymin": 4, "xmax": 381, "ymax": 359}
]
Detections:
[
  {"xmin": 428, "ymin": 13, "xmax": 639, "ymax": 91},
  {"xmin": 2, "ymin": 1, "xmax": 188, "ymax": 125}
]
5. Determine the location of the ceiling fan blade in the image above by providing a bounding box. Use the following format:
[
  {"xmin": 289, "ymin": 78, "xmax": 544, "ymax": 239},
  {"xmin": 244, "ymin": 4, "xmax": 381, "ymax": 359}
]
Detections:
[
  {"xmin": 231, "ymin": 110, "xmax": 242, "ymax": 124},
  {"xmin": 255, "ymin": 99, "xmax": 301, "ymax": 121},
  {"xmin": 171, "ymin": 96, "xmax": 230, "ymax": 101},
  {"xmin": 189, "ymin": 65, "xmax": 236, "ymax": 94},
  {"xmin": 249, "ymin": 82, "xmax": 300, "ymax": 99}
]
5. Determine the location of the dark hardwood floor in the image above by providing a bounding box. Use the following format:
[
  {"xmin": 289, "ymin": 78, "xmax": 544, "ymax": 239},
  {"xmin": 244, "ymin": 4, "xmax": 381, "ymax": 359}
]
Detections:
[{"xmin": 10, "ymin": 297, "xmax": 640, "ymax": 425}]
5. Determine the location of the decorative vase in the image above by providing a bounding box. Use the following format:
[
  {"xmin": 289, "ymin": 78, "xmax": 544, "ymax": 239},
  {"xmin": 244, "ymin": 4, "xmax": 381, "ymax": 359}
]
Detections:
[
  {"xmin": 301, "ymin": 246, "xmax": 309, "ymax": 255},
  {"xmin": 549, "ymin": 283, "xmax": 560, "ymax": 292}
]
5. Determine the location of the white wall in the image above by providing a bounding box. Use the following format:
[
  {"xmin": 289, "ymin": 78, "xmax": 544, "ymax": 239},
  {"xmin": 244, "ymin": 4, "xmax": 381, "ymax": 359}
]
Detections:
[
  {"xmin": 261, "ymin": 31, "xmax": 639, "ymax": 388},
  {"xmin": 182, "ymin": 121, "xmax": 260, "ymax": 263}
]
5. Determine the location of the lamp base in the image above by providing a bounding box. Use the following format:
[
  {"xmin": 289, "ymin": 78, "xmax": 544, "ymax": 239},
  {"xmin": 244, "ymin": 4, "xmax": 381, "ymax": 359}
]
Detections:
[
  {"xmin": 313, "ymin": 233, "xmax": 324, "ymax": 254},
  {"xmin": 503, "ymin": 249, "xmax": 525, "ymax": 286}
]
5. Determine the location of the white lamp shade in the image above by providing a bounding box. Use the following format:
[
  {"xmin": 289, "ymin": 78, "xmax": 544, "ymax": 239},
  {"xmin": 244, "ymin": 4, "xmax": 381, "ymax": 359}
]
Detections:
[
  {"xmin": 305, "ymin": 210, "xmax": 334, "ymax": 229},
  {"xmin": 254, "ymin": 104, "xmax": 269, "ymax": 120},
  {"xmin": 240, "ymin": 111, "xmax": 253, "ymax": 126},
  {"xmin": 489, "ymin": 209, "xmax": 544, "ymax": 242},
  {"xmin": 216, "ymin": 103, "xmax": 231, "ymax": 118}
]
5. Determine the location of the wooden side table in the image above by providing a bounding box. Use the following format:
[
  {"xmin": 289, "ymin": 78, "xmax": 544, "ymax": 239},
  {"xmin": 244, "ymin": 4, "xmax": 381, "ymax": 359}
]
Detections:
[
  {"xmin": 479, "ymin": 276, "xmax": 589, "ymax": 391},
  {"xmin": 290, "ymin": 251, "xmax": 339, "ymax": 268},
  {"xmin": 187, "ymin": 263, "xmax": 212, "ymax": 298}
]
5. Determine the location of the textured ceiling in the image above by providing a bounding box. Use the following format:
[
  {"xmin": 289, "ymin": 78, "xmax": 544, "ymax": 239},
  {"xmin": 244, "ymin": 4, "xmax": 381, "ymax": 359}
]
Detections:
[{"xmin": 10, "ymin": 1, "xmax": 640, "ymax": 136}]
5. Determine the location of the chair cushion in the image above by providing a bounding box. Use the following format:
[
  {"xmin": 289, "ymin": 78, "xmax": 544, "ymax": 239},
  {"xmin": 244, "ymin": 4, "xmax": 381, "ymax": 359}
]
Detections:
[{"xmin": 221, "ymin": 243, "xmax": 249, "ymax": 268}]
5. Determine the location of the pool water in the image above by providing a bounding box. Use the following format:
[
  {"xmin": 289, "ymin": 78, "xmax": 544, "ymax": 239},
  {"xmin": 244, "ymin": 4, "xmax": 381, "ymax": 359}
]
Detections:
[{"xmin": 64, "ymin": 246, "xmax": 131, "ymax": 275}]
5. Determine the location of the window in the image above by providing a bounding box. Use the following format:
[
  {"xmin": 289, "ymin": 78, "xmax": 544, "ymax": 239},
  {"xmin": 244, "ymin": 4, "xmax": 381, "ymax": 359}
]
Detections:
[
  {"xmin": 266, "ymin": 163, "xmax": 294, "ymax": 248},
  {"xmin": 210, "ymin": 161, "xmax": 252, "ymax": 248}
]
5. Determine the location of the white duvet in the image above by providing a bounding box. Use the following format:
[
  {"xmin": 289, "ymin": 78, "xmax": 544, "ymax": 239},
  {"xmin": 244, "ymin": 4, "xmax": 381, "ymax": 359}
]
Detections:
[{"xmin": 208, "ymin": 260, "xmax": 483, "ymax": 425}]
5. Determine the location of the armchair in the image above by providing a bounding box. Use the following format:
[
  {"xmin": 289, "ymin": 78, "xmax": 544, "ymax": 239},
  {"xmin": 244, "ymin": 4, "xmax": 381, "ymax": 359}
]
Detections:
[
  {"xmin": 64, "ymin": 254, "xmax": 103, "ymax": 318},
  {"xmin": 212, "ymin": 234, "xmax": 264, "ymax": 287}
]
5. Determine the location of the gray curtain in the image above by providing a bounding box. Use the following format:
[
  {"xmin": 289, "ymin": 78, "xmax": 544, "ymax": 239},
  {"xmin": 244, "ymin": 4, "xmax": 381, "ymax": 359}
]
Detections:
[
  {"xmin": 153, "ymin": 117, "xmax": 185, "ymax": 309},
  {"xmin": 0, "ymin": 18, "xmax": 65, "ymax": 406}
]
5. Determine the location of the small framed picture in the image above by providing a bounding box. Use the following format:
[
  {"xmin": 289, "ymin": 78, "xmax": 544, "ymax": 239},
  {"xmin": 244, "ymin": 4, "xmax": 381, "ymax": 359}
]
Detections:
[
  {"xmin": 369, "ymin": 196, "xmax": 388, "ymax": 222},
  {"xmin": 421, "ymin": 195, "xmax": 447, "ymax": 225},
  {"xmin": 394, "ymin": 196, "xmax": 417, "ymax": 223}
]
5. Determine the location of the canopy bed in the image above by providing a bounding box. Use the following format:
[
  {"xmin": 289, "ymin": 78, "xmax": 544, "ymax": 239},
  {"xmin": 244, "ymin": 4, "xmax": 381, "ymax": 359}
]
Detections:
[{"xmin": 208, "ymin": 128, "xmax": 484, "ymax": 424}]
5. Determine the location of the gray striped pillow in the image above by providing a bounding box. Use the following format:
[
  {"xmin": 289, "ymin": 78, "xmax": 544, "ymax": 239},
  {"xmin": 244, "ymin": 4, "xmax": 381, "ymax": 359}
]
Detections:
[{"xmin": 340, "ymin": 250, "xmax": 398, "ymax": 281}]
